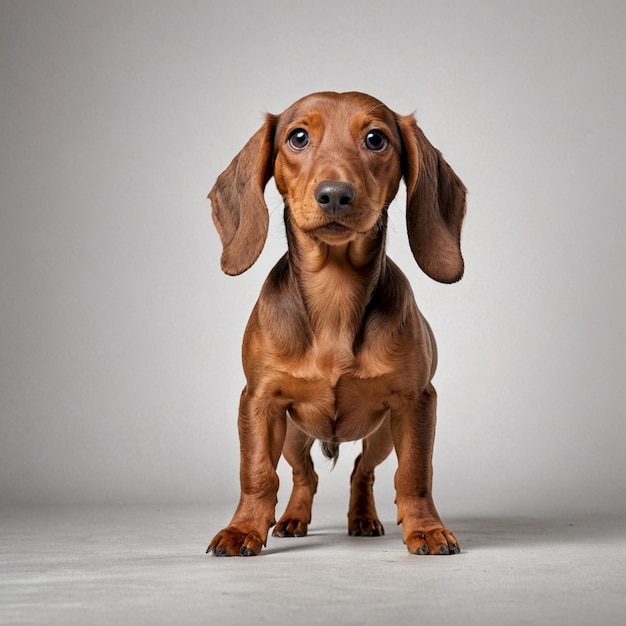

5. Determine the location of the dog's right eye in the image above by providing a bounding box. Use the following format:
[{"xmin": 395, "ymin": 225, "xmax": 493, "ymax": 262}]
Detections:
[{"xmin": 288, "ymin": 128, "xmax": 310, "ymax": 151}]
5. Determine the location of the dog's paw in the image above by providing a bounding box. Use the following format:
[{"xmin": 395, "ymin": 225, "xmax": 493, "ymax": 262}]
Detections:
[
  {"xmin": 404, "ymin": 528, "xmax": 460, "ymax": 555},
  {"xmin": 349, "ymin": 517, "xmax": 385, "ymax": 537},
  {"xmin": 207, "ymin": 526, "xmax": 264, "ymax": 557},
  {"xmin": 272, "ymin": 518, "xmax": 308, "ymax": 538}
]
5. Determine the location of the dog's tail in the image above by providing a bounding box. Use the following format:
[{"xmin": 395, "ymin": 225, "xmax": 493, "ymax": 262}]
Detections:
[{"xmin": 320, "ymin": 441, "xmax": 340, "ymax": 468}]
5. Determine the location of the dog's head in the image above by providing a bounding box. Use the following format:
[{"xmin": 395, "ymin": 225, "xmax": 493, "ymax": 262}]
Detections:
[{"xmin": 209, "ymin": 91, "xmax": 466, "ymax": 283}]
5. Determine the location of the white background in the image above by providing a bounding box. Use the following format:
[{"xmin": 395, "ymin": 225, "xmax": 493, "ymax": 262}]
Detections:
[{"xmin": 1, "ymin": 1, "xmax": 624, "ymax": 519}]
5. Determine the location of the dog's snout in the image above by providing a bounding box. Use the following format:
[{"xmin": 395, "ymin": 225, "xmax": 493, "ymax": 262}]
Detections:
[{"xmin": 314, "ymin": 181, "xmax": 356, "ymax": 216}]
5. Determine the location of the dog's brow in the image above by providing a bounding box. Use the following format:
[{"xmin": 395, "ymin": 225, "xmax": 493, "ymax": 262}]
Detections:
[
  {"xmin": 359, "ymin": 103, "xmax": 398, "ymax": 132},
  {"xmin": 365, "ymin": 103, "xmax": 386, "ymax": 115}
]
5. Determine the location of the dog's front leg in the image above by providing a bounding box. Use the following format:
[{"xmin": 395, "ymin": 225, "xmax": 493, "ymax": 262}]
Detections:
[
  {"xmin": 208, "ymin": 387, "xmax": 286, "ymax": 556},
  {"xmin": 391, "ymin": 384, "xmax": 460, "ymax": 555}
]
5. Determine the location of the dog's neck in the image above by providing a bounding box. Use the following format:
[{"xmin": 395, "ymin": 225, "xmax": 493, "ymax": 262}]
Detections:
[{"xmin": 284, "ymin": 206, "xmax": 387, "ymax": 340}]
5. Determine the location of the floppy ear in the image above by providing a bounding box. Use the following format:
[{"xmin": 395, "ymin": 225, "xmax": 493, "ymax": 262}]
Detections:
[
  {"xmin": 396, "ymin": 114, "xmax": 467, "ymax": 283},
  {"xmin": 208, "ymin": 114, "xmax": 277, "ymax": 276}
]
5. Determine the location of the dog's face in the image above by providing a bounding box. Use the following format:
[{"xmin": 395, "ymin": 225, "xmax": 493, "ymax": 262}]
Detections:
[
  {"xmin": 273, "ymin": 92, "xmax": 403, "ymax": 246},
  {"xmin": 210, "ymin": 90, "xmax": 466, "ymax": 283}
]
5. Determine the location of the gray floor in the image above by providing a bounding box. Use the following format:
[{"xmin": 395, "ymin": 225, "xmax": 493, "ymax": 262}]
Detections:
[{"xmin": 1, "ymin": 502, "xmax": 625, "ymax": 626}]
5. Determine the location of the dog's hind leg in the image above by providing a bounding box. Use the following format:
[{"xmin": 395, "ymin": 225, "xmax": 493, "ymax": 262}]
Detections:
[
  {"xmin": 272, "ymin": 420, "xmax": 318, "ymax": 538},
  {"xmin": 348, "ymin": 416, "xmax": 394, "ymax": 537}
]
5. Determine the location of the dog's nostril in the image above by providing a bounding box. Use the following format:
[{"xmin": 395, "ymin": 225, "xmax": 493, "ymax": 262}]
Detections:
[{"xmin": 315, "ymin": 181, "xmax": 356, "ymax": 215}]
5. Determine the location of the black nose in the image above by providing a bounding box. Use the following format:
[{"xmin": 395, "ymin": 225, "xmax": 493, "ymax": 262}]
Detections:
[{"xmin": 314, "ymin": 181, "xmax": 356, "ymax": 216}]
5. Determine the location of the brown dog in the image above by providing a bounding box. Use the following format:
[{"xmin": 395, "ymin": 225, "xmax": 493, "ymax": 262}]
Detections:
[{"xmin": 207, "ymin": 91, "xmax": 466, "ymax": 556}]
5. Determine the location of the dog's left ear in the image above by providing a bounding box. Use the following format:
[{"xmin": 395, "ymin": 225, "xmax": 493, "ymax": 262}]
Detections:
[
  {"xmin": 396, "ymin": 114, "xmax": 467, "ymax": 283},
  {"xmin": 209, "ymin": 114, "xmax": 277, "ymax": 276}
]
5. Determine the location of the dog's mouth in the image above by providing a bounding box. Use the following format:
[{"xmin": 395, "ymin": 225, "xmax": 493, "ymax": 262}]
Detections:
[
  {"xmin": 307, "ymin": 220, "xmax": 377, "ymax": 246},
  {"xmin": 309, "ymin": 221, "xmax": 357, "ymax": 244},
  {"xmin": 315, "ymin": 222, "xmax": 351, "ymax": 235}
]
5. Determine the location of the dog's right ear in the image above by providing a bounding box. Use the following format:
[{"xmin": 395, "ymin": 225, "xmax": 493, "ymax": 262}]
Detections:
[{"xmin": 209, "ymin": 114, "xmax": 277, "ymax": 276}]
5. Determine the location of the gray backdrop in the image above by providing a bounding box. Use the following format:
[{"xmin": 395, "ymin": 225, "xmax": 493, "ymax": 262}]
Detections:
[{"xmin": 1, "ymin": 1, "xmax": 624, "ymax": 518}]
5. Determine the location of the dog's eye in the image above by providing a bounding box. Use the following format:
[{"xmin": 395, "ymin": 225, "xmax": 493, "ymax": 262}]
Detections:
[
  {"xmin": 364, "ymin": 130, "xmax": 389, "ymax": 152},
  {"xmin": 288, "ymin": 128, "xmax": 310, "ymax": 151}
]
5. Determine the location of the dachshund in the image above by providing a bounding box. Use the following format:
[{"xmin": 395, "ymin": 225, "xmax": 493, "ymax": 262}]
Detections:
[{"xmin": 207, "ymin": 91, "xmax": 466, "ymax": 556}]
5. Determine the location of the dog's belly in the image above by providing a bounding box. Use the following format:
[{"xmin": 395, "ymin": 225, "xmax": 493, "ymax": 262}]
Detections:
[{"xmin": 285, "ymin": 374, "xmax": 393, "ymax": 442}]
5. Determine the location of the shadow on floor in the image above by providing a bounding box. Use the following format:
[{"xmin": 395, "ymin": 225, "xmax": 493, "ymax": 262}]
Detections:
[{"xmin": 261, "ymin": 512, "xmax": 626, "ymax": 555}]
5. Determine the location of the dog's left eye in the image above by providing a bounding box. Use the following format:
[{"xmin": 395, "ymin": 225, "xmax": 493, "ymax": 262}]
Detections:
[
  {"xmin": 288, "ymin": 128, "xmax": 310, "ymax": 150},
  {"xmin": 364, "ymin": 130, "xmax": 389, "ymax": 152}
]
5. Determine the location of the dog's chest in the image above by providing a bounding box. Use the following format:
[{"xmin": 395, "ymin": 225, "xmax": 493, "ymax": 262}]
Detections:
[
  {"xmin": 286, "ymin": 372, "xmax": 392, "ymax": 443},
  {"xmin": 279, "ymin": 332, "xmax": 396, "ymax": 442},
  {"xmin": 309, "ymin": 328, "xmax": 356, "ymax": 386},
  {"xmin": 259, "ymin": 257, "xmax": 412, "ymax": 441}
]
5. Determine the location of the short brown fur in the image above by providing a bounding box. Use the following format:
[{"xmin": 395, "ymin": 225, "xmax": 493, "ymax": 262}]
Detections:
[{"xmin": 207, "ymin": 92, "xmax": 466, "ymax": 556}]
